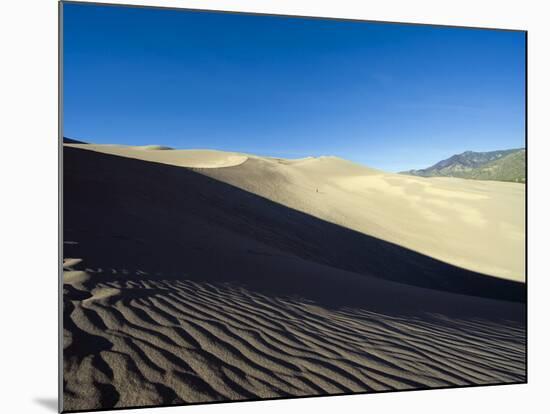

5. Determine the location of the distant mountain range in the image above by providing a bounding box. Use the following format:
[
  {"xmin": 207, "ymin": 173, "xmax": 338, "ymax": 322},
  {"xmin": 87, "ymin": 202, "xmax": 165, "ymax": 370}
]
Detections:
[{"xmin": 400, "ymin": 148, "xmax": 526, "ymax": 183}]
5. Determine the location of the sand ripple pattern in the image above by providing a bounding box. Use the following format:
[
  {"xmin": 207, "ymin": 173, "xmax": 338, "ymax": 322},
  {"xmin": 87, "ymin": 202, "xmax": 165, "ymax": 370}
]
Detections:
[{"xmin": 63, "ymin": 272, "xmax": 526, "ymax": 411}]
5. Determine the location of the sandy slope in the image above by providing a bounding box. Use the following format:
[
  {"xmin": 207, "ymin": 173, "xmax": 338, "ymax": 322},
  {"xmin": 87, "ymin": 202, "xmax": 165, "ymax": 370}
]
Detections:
[
  {"xmin": 62, "ymin": 145, "xmax": 526, "ymax": 411},
  {"xmin": 67, "ymin": 143, "xmax": 525, "ymax": 281},
  {"xmin": 65, "ymin": 143, "xmax": 248, "ymax": 168},
  {"xmin": 200, "ymin": 155, "xmax": 525, "ymax": 282}
]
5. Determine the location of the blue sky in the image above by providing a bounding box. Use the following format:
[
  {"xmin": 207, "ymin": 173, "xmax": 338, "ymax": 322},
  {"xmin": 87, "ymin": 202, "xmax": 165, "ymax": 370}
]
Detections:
[{"xmin": 63, "ymin": 3, "xmax": 525, "ymax": 172}]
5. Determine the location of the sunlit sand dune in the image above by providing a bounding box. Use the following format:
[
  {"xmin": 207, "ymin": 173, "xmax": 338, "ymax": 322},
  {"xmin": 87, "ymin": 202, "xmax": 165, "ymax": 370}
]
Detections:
[
  {"xmin": 200, "ymin": 155, "xmax": 525, "ymax": 282},
  {"xmin": 66, "ymin": 143, "xmax": 248, "ymax": 168},
  {"xmin": 67, "ymin": 143, "xmax": 525, "ymax": 281},
  {"xmin": 63, "ymin": 144, "xmax": 526, "ymax": 411}
]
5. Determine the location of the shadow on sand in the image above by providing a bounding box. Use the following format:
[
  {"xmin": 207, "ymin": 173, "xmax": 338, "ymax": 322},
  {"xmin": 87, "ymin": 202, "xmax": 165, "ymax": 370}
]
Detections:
[{"xmin": 63, "ymin": 146, "xmax": 525, "ymax": 318}]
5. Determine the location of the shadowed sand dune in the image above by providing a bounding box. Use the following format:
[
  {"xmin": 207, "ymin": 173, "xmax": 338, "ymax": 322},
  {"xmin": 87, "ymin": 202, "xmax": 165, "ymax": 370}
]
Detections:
[
  {"xmin": 63, "ymin": 145, "xmax": 526, "ymax": 412},
  {"xmin": 66, "ymin": 143, "xmax": 525, "ymax": 282}
]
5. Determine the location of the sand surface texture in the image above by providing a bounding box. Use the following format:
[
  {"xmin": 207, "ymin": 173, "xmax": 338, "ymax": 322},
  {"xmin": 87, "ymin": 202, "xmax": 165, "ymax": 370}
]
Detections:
[{"xmin": 63, "ymin": 145, "xmax": 526, "ymax": 411}]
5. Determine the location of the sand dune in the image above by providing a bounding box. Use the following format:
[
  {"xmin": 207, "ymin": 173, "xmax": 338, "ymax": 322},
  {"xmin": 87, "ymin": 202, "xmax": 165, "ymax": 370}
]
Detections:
[
  {"xmin": 63, "ymin": 144, "xmax": 526, "ymax": 411},
  {"xmin": 200, "ymin": 155, "xmax": 525, "ymax": 282},
  {"xmin": 67, "ymin": 143, "xmax": 525, "ymax": 281},
  {"xmin": 65, "ymin": 143, "xmax": 248, "ymax": 168}
]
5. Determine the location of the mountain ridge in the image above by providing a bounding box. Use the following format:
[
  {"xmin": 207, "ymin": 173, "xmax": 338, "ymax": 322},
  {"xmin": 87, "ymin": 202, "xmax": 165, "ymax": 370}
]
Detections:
[{"xmin": 400, "ymin": 148, "xmax": 525, "ymax": 183}]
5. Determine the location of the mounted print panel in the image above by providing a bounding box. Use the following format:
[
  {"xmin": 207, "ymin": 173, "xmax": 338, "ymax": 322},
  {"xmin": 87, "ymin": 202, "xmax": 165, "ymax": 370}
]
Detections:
[{"xmin": 60, "ymin": 1, "xmax": 526, "ymax": 412}]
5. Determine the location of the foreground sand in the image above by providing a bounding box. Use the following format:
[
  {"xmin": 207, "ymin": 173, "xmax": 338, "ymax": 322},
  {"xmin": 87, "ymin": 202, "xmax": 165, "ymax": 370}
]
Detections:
[
  {"xmin": 63, "ymin": 144, "xmax": 526, "ymax": 411},
  {"xmin": 64, "ymin": 260, "xmax": 525, "ymax": 410}
]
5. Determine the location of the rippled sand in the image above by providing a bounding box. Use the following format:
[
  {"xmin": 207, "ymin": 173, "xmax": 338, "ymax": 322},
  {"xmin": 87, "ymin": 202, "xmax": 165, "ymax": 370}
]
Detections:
[{"xmin": 62, "ymin": 144, "xmax": 525, "ymax": 411}]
